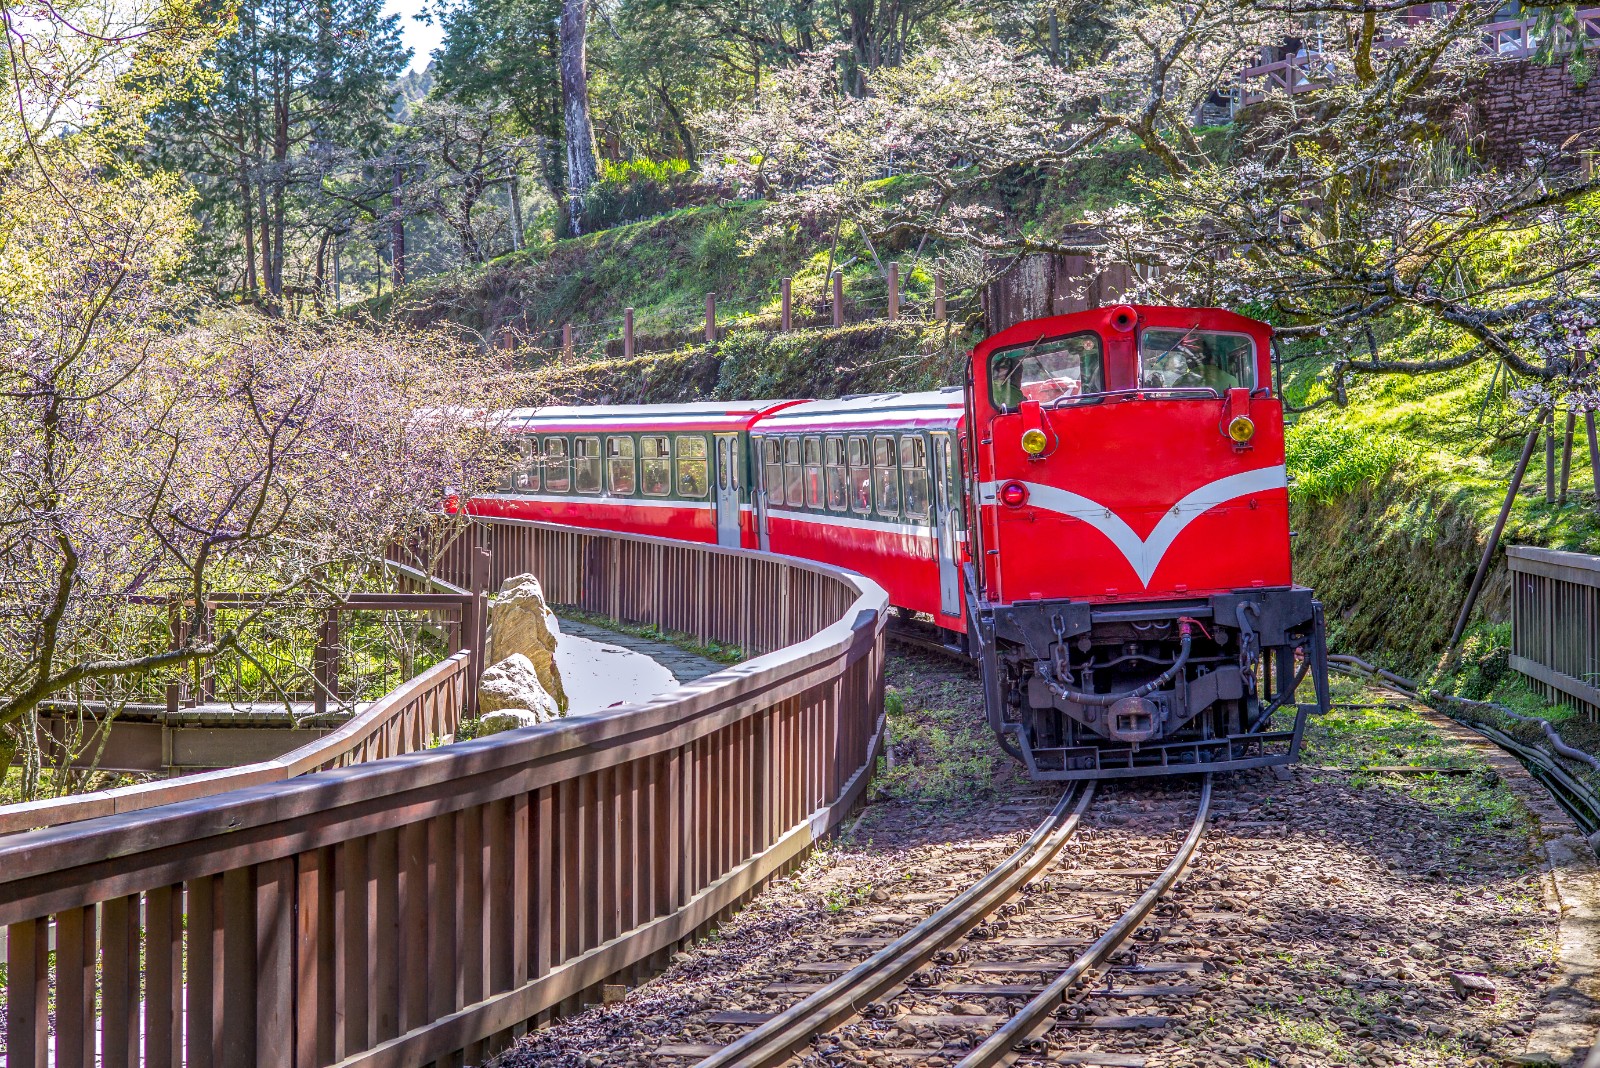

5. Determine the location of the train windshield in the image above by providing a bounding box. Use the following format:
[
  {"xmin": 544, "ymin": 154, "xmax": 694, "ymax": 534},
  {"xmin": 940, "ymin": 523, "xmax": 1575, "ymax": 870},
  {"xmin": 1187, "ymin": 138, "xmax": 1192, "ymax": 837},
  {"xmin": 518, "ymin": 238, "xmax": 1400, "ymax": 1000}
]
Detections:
[
  {"xmin": 1139, "ymin": 328, "xmax": 1255, "ymax": 392},
  {"xmin": 988, "ymin": 332, "xmax": 1104, "ymax": 412}
]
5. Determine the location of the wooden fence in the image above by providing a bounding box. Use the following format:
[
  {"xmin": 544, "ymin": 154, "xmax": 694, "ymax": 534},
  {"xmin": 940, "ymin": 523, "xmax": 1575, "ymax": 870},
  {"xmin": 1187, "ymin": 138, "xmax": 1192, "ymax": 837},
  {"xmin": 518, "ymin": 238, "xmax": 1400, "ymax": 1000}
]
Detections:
[
  {"xmin": 0, "ymin": 519, "xmax": 888, "ymax": 1068},
  {"xmin": 1510, "ymin": 545, "xmax": 1600, "ymax": 719}
]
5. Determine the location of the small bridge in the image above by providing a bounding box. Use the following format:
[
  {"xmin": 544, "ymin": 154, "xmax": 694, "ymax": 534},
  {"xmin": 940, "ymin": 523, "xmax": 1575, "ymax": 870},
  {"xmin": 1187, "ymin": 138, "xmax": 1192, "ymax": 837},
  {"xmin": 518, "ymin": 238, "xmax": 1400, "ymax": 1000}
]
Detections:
[{"xmin": 0, "ymin": 519, "xmax": 887, "ymax": 1067}]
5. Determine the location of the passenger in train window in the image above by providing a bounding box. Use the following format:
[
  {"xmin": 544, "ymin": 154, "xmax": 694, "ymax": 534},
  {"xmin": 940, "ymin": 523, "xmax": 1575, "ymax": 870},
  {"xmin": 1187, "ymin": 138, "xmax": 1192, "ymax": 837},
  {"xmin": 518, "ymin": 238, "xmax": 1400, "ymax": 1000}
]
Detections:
[
  {"xmin": 804, "ymin": 436, "xmax": 824, "ymax": 509},
  {"xmin": 825, "ymin": 436, "xmax": 848, "ymax": 511},
  {"xmin": 784, "ymin": 437, "xmax": 804, "ymax": 507},
  {"xmin": 676, "ymin": 435, "xmax": 709, "ymax": 497},
  {"xmin": 848, "ymin": 435, "xmax": 871, "ymax": 513},
  {"xmin": 641, "ymin": 436, "xmax": 672, "ymax": 496}
]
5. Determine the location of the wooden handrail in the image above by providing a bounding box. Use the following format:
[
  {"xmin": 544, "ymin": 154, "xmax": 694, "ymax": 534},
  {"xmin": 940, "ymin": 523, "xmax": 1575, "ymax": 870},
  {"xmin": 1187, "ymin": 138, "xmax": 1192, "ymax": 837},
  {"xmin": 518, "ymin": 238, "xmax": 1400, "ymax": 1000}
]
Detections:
[
  {"xmin": 1508, "ymin": 545, "xmax": 1600, "ymax": 719},
  {"xmin": 0, "ymin": 652, "xmax": 473, "ymax": 836},
  {"xmin": 0, "ymin": 519, "xmax": 888, "ymax": 1068}
]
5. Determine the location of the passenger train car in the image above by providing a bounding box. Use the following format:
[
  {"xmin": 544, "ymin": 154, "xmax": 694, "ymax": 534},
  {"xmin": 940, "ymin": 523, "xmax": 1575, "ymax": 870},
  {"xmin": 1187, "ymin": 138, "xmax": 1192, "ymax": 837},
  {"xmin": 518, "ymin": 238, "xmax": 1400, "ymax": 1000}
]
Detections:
[{"xmin": 475, "ymin": 304, "xmax": 1330, "ymax": 780}]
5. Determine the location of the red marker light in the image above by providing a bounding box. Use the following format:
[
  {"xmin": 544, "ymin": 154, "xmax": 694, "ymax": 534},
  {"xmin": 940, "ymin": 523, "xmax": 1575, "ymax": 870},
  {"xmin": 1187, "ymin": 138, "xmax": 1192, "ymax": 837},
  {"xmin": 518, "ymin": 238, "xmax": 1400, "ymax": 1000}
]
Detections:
[{"xmin": 1000, "ymin": 481, "xmax": 1029, "ymax": 507}]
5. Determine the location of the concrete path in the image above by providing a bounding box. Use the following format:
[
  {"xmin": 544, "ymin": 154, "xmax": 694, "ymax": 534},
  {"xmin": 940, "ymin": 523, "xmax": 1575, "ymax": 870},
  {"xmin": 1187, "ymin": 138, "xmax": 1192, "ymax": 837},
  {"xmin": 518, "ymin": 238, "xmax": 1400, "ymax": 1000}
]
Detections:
[{"xmin": 555, "ymin": 616, "xmax": 727, "ymax": 685}]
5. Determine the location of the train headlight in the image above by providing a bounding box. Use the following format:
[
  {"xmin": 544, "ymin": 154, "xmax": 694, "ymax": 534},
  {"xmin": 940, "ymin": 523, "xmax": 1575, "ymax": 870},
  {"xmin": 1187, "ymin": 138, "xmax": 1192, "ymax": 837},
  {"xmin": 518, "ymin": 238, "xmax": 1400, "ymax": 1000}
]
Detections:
[
  {"xmin": 1227, "ymin": 415, "xmax": 1255, "ymax": 444},
  {"xmin": 999, "ymin": 481, "xmax": 1030, "ymax": 507},
  {"xmin": 1020, "ymin": 428, "xmax": 1049, "ymax": 456}
]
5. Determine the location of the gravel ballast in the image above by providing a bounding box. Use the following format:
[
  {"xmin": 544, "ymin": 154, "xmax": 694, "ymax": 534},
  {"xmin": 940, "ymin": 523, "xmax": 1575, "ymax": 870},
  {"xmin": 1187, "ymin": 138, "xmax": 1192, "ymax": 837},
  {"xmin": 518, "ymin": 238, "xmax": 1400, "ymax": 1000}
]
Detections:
[{"xmin": 495, "ymin": 660, "xmax": 1572, "ymax": 1068}]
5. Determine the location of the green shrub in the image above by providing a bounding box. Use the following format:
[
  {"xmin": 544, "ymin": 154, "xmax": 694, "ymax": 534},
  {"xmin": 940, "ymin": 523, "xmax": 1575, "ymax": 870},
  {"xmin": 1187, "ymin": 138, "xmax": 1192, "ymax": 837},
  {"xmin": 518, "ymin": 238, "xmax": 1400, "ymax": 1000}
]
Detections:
[
  {"xmin": 1286, "ymin": 418, "xmax": 1409, "ymax": 502},
  {"xmin": 585, "ymin": 159, "xmax": 702, "ymax": 231}
]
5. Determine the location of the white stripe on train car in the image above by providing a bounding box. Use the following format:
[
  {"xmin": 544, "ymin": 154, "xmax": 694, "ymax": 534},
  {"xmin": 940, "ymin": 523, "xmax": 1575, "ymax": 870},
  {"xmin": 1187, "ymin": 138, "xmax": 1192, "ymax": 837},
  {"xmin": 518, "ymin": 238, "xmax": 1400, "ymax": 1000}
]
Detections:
[{"xmin": 977, "ymin": 465, "xmax": 1287, "ymax": 586}]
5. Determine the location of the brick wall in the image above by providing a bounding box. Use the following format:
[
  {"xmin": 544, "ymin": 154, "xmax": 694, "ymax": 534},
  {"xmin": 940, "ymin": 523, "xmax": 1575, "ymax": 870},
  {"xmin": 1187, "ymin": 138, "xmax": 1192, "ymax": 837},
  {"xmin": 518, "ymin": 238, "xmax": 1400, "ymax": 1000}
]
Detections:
[{"xmin": 1466, "ymin": 58, "xmax": 1600, "ymax": 169}]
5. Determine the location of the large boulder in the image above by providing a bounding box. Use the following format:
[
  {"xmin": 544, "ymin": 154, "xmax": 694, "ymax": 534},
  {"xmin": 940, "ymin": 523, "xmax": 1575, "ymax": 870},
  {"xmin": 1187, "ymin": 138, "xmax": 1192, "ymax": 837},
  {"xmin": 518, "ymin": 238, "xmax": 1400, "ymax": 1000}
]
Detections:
[
  {"xmin": 486, "ymin": 574, "xmax": 568, "ymax": 712},
  {"xmin": 477, "ymin": 653, "xmax": 560, "ymax": 727}
]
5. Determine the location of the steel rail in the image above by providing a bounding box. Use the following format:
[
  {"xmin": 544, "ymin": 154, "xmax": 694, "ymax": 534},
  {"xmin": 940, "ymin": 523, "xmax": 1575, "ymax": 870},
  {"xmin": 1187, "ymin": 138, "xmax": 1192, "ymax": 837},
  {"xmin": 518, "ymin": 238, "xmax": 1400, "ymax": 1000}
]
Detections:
[
  {"xmin": 695, "ymin": 783, "xmax": 1097, "ymax": 1068},
  {"xmin": 956, "ymin": 773, "xmax": 1213, "ymax": 1067}
]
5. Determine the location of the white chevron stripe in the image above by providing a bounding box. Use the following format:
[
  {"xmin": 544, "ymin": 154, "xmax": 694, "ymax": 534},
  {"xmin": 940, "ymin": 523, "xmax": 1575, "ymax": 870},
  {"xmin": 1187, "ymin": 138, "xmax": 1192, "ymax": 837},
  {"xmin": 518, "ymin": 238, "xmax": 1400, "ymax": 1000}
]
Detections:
[{"xmin": 979, "ymin": 466, "xmax": 1287, "ymax": 586}]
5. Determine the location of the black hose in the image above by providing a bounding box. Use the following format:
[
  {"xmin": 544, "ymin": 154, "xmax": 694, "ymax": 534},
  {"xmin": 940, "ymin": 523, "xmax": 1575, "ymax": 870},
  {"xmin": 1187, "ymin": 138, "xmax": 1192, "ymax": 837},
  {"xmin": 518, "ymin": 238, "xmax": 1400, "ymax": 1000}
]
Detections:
[{"xmin": 1047, "ymin": 621, "xmax": 1195, "ymax": 707}]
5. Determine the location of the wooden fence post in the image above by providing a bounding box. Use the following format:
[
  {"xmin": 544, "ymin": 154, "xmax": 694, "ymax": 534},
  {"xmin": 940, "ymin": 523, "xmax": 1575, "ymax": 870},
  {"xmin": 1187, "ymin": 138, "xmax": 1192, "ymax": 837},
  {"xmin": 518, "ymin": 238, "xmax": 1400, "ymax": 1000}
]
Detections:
[
  {"xmin": 780, "ymin": 278, "xmax": 791, "ymax": 332},
  {"xmin": 934, "ymin": 273, "xmax": 946, "ymax": 321},
  {"xmin": 705, "ymin": 293, "xmax": 716, "ymax": 343},
  {"xmin": 624, "ymin": 308, "xmax": 635, "ymax": 359},
  {"xmin": 832, "ymin": 271, "xmax": 843, "ymax": 328},
  {"xmin": 887, "ymin": 262, "xmax": 899, "ymax": 321},
  {"xmin": 562, "ymin": 323, "xmax": 573, "ymax": 359}
]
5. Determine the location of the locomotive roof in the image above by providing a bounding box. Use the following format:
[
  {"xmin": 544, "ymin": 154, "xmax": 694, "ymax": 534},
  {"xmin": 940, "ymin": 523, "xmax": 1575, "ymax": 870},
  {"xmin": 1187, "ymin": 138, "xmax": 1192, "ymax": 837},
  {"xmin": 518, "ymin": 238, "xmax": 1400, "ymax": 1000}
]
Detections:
[
  {"xmin": 505, "ymin": 399, "xmax": 801, "ymax": 433},
  {"xmin": 756, "ymin": 389, "xmax": 965, "ymax": 431}
]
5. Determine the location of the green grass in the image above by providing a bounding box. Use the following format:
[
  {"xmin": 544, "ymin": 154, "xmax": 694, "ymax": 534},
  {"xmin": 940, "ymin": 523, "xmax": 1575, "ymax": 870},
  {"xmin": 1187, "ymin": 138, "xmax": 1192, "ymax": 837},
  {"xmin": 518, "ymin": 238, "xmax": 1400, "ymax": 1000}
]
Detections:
[{"xmin": 872, "ymin": 682, "xmax": 1027, "ymax": 806}]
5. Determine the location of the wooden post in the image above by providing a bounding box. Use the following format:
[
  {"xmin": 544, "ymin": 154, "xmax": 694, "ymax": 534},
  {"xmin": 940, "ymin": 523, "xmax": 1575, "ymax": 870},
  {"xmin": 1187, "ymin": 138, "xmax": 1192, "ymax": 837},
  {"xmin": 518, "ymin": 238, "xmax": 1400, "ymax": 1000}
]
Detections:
[
  {"xmin": 624, "ymin": 308, "xmax": 635, "ymax": 359},
  {"xmin": 562, "ymin": 323, "xmax": 573, "ymax": 359},
  {"xmin": 1560, "ymin": 409, "xmax": 1577, "ymax": 505},
  {"xmin": 831, "ymin": 271, "xmax": 843, "ymax": 328},
  {"xmin": 1589, "ymin": 411, "xmax": 1600, "ymax": 508},
  {"xmin": 934, "ymin": 273, "xmax": 946, "ymax": 321},
  {"xmin": 1451, "ymin": 424, "xmax": 1541, "ymax": 650},
  {"xmin": 705, "ymin": 293, "xmax": 716, "ymax": 343},
  {"xmin": 887, "ymin": 261, "xmax": 900, "ymax": 321},
  {"xmin": 780, "ymin": 277, "xmax": 792, "ymax": 332}
]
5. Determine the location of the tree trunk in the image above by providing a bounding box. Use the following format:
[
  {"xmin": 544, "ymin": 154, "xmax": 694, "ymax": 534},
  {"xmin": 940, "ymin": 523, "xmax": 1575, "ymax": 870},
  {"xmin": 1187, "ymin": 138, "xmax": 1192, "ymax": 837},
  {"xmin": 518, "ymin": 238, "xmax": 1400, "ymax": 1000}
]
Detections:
[
  {"xmin": 559, "ymin": 0, "xmax": 599, "ymax": 235},
  {"xmin": 239, "ymin": 162, "xmax": 258, "ymax": 298},
  {"xmin": 654, "ymin": 81, "xmax": 697, "ymax": 167},
  {"xmin": 508, "ymin": 178, "xmax": 524, "ymax": 250},
  {"xmin": 391, "ymin": 164, "xmax": 407, "ymax": 286}
]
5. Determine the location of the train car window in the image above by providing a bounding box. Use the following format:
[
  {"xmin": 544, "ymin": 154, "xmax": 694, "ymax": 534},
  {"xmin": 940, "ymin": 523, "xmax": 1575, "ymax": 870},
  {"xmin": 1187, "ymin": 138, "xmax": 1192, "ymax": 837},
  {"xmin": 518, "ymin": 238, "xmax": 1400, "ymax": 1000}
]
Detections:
[
  {"xmin": 606, "ymin": 436, "xmax": 637, "ymax": 496},
  {"xmin": 873, "ymin": 435, "xmax": 900, "ymax": 515},
  {"xmin": 514, "ymin": 438, "xmax": 540, "ymax": 492},
  {"xmin": 574, "ymin": 437, "xmax": 602, "ymax": 494},
  {"xmin": 1138, "ymin": 329, "xmax": 1255, "ymax": 392},
  {"xmin": 988, "ymin": 333, "xmax": 1104, "ymax": 412},
  {"xmin": 848, "ymin": 435, "xmax": 871, "ymax": 514},
  {"xmin": 676, "ymin": 434, "xmax": 709, "ymax": 497},
  {"xmin": 640, "ymin": 435, "xmax": 671, "ymax": 496},
  {"xmin": 783, "ymin": 437, "xmax": 804, "ymax": 507},
  {"xmin": 803, "ymin": 436, "xmax": 824, "ymax": 509},
  {"xmin": 824, "ymin": 436, "xmax": 848, "ymax": 511},
  {"xmin": 543, "ymin": 437, "xmax": 570, "ymax": 492},
  {"xmin": 901, "ymin": 435, "xmax": 930, "ymax": 518},
  {"xmin": 761, "ymin": 437, "xmax": 783, "ymax": 503}
]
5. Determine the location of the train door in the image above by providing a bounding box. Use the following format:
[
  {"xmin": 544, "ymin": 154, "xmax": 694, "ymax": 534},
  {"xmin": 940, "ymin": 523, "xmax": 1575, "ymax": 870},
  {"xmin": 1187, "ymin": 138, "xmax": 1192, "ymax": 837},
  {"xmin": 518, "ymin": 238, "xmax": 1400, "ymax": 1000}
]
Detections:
[
  {"xmin": 930, "ymin": 432, "xmax": 962, "ymax": 617},
  {"xmin": 713, "ymin": 433, "xmax": 741, "ymax": 547},
  {"xmin": 752, "ymin": 435, "xmax": 772, "ymax": 551}
]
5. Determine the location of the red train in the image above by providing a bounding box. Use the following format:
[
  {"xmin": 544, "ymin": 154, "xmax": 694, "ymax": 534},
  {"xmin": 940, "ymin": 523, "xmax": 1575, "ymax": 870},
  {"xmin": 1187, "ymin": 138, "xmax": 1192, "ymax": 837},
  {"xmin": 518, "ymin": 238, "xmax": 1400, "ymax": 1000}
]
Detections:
[{"xmin": 474, "ymin": 304, "xmax": 1330, "ymax": 780}]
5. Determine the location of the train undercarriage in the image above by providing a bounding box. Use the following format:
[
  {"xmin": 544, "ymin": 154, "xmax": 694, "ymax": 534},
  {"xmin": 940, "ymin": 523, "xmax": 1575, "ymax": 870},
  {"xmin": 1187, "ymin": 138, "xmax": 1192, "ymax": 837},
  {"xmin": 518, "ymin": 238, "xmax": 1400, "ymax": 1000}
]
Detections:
[{"xmin": 967, "ymin": 573, "xmax": 1330, "ymax": 780}]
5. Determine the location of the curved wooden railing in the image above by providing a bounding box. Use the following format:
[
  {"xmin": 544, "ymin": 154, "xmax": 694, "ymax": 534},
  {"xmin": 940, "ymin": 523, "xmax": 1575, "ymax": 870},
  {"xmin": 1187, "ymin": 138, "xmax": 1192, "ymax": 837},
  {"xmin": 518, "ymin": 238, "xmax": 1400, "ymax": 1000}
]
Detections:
[{"xmin": 0, "ymin": 519, "xmax": 888, "ymax": 1068}]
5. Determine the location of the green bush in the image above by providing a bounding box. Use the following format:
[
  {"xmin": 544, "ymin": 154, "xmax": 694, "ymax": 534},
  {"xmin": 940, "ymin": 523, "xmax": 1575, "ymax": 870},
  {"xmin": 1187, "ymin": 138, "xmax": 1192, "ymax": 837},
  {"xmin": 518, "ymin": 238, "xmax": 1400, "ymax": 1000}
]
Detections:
[
  {"xmin": 585, "ymin": 159, "xmax": 703, "ymax": 232},
  {"xmin": 1286, "ymin": 418, "xmax": 1408, "ymax": 503}
]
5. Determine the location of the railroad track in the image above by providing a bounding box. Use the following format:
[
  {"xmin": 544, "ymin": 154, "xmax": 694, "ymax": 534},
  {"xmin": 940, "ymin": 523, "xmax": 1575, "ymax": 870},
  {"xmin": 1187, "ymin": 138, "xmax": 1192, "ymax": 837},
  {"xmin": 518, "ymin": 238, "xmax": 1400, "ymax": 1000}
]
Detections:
[{"xmin": 677, "ymin": 775, "xmax": 1213, "ymax": 1067}]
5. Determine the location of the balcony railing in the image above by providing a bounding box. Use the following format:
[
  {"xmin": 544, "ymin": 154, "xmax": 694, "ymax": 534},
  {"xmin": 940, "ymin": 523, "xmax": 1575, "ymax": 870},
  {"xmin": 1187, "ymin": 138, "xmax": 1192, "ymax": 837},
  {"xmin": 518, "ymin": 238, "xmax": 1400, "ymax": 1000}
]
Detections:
[{"xmin": 1238, "ymin": 8, "xmax": 1600, "ymax": 106}]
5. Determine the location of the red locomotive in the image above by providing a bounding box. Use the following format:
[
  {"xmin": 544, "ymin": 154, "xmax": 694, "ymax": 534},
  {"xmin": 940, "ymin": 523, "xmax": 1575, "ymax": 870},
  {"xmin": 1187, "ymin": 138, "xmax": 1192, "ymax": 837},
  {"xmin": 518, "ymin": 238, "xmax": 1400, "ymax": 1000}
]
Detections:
[{"xmin": 474, "ymin": 304, "xmax": 1330, "ymax": 780}]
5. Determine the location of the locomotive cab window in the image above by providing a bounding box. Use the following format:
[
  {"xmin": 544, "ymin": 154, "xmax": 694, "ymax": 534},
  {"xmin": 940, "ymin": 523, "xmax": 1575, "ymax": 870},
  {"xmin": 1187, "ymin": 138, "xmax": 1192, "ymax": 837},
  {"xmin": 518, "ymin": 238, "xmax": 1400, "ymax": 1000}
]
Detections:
[
  {"xmin": 988, "ymin": 332, "xmax": 1104, "ymax": 412},
  {"xmin": 901, "ymin": 436, "xmax": 930, "ymax": 518},
  {"xmin": 543, "ymin": 437, "xmax": 569, "ymax": 492},
  {"xmin": 783, "ymin": 437, "xmax": 804, "ymax": 508},
  {"xmin": 607, "ymin": 436, "xmax": 636, "ymax": 495},
  {"xmin": 641, "ymin": 435, "xmax": 671, "ymax": 496},
  {"xmin": 848, "ymin": 436, "xmax": 871, "ymax": 514},
  {"xmin": 574, "ymin": 437, "xmax": 602, "ymax": 494},
  {"xmin": 825, "ymin": 436, "xmax": 848, "ymax": 512},
  {"xmin": 1138, "ymin": 328, "xmax": 1255, "ymax": 393},
  {"xmin": 873, "ymin": 435, "xmax": 899, "ymax": 515},
  {"xmin": 804, "ymin": 436, "xmax": 824, "ymax": 509},
  {"xmin": 676, "ymin": 435, "xmax": 709, "ymax": 497}
]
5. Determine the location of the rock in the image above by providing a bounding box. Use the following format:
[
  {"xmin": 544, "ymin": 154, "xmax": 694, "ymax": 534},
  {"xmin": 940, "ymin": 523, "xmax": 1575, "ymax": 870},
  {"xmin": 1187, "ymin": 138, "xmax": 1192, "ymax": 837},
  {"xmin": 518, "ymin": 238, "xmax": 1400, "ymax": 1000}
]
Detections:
[
  {"xmin": 486, "ymin": 573, "xmax": 568, "ymax": 712},
  {"xmin": 478, "ymin": 654, "xmax": 560, "ymax": 727}
]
